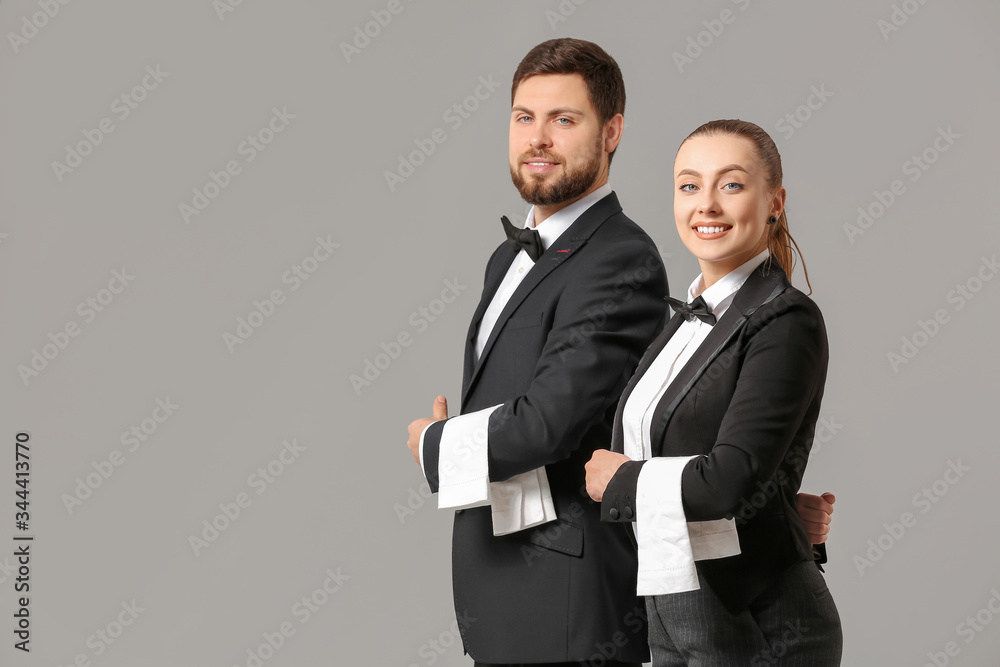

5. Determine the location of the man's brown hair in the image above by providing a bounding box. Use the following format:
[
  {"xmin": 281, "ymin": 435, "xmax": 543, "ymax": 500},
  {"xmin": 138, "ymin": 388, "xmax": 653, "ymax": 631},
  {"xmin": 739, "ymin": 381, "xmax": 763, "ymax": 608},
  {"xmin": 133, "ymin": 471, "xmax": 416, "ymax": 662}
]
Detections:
[{"xmin": 512, "ymin": 38, "xmax": 626, "ymax": 163}]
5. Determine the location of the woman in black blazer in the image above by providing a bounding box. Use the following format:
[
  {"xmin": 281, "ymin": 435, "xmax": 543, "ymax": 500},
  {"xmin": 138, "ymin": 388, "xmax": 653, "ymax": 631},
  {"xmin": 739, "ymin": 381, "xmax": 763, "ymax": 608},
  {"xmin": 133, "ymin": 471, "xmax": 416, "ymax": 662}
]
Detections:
[{"xmin": 585, "ymin": 119, "xmax": 842, "ymax": 666}]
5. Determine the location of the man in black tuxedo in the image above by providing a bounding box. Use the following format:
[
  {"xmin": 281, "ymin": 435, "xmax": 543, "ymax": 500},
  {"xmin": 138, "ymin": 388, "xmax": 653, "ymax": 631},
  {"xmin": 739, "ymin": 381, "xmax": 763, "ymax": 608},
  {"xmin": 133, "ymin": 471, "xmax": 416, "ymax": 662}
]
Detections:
[{"xmin": 405, "ymin": 39, "xmax": 834, "ymax": 667}]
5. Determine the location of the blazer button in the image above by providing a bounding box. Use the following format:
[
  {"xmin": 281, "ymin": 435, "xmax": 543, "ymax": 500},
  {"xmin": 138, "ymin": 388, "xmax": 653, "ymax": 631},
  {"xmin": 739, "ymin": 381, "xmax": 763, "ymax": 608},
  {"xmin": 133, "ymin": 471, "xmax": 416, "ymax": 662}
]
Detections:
[
  {"xmin": 609, "ymin": 507, "xmax": 620, "ymax": 520},
  {"xmin": 623, "ymin": 506, "xmax": 634, "ymax": 520}
]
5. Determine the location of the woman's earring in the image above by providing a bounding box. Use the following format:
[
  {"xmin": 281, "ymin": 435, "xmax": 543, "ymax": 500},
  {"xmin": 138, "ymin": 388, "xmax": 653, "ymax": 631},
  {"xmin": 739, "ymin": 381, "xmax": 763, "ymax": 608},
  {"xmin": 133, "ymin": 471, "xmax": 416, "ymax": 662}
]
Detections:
[{"xmin": 768, "ymin": 215, "xmax": 777, "ymax": 225}]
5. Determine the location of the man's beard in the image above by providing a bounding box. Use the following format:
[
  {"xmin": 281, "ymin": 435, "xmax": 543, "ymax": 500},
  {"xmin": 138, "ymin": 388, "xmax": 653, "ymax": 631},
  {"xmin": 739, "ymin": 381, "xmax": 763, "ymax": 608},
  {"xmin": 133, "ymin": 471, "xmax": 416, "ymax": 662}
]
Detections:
[{"xmin": 510, "ymin": 136, "xmax": 603, "ymax": 207}]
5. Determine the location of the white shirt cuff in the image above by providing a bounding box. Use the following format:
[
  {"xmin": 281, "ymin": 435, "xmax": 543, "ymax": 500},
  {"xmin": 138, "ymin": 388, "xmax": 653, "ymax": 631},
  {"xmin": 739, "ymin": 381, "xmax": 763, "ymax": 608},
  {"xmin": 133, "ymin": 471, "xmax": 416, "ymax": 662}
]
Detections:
[
  {"xmin": 418, "ymin": 422, "xmax": 429, "ymax": 475},
  {"xmin": 435, "ymin": 404, "xmax": 557, "ymax": 536},
  {"xmin": 635, "ymin": 456, "xmax": 741, "ymax": 596},
  {"xmin": 437, "ymin": 405, "xmax": 502, "ymax": 510}
]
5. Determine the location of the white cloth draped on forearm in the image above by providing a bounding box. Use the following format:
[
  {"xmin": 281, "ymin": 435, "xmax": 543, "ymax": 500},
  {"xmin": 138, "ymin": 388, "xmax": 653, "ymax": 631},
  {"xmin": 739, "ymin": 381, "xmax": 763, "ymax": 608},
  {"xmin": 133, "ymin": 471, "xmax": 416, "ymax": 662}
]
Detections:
[
  {"xmin": 621, "ymin": 252, "xmax": 770, "ymax": 595},
  {"xmin": 634, "ymin": 456, "xmax": 741, "ymax": 595},
  {"xmin": 423, "ymin": 404, "xmax": 557, "ymax": 536}
]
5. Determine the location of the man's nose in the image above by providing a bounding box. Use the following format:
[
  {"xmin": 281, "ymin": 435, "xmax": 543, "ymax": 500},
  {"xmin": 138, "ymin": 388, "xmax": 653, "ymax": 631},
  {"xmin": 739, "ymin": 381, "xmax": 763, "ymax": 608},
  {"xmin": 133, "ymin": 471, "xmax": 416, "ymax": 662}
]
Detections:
[{"xmin": 530, "ymin": 125, "xmax": 553, "ymax": 150}]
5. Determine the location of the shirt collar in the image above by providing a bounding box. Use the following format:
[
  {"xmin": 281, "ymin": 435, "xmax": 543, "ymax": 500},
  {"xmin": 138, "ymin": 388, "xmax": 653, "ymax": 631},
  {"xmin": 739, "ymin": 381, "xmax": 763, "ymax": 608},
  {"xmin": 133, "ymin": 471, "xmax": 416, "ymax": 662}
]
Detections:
[
  {"xmin": 687, "ymin": 249, "xmax": 770, "ymax": 314},
  {"xmin": 524, "ymin": 183, "xmax": 613, "ymax": 252}
]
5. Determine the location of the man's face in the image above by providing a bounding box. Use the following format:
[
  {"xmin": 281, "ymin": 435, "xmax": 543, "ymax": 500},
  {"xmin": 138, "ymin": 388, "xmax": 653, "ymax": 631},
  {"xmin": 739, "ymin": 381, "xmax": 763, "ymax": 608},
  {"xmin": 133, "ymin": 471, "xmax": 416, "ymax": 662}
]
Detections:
[{"xmin": 509, "ymin": 73, "xmax": 608, "ymax": 208}]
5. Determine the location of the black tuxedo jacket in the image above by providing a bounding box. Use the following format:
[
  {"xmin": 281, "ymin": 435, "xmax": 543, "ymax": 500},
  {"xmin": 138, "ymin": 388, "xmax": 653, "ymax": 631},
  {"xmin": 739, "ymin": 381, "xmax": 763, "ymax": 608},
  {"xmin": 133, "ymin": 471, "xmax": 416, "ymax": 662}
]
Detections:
[
  {"xmin": 422, "ymin": 192, "xmax": 667, "ymax": 664},
  {"xmin": 602, "ymin": 260, "xmax": 829, "ymax": 614}
]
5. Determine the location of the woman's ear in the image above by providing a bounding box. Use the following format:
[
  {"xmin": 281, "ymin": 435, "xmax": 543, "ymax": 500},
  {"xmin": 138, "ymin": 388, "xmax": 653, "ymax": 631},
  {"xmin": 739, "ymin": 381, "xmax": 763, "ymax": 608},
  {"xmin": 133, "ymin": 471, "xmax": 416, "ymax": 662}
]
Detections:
[{"xmin": 770, "ymin": 186, "xmax": 787, "ymax": 218}]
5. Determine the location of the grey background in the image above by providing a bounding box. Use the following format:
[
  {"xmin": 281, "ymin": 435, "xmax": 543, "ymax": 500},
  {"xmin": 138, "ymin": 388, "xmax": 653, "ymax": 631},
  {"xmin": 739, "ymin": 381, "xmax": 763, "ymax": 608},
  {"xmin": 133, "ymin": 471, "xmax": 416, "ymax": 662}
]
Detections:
[{"xmin": 1, "ymin": 1, "xmax": 998, "ymax": 665}]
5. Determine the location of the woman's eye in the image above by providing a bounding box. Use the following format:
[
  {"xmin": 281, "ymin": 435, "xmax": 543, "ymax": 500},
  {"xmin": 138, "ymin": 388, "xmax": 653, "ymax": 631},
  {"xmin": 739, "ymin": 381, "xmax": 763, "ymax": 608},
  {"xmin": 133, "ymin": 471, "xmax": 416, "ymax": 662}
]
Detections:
[
  {"xmin": 722, "ymin": 182, "xmax": 743, "ymax": 191},
  {"xmin": 679, "ymin": 184, "xmax": 697, "ymax": 192}
]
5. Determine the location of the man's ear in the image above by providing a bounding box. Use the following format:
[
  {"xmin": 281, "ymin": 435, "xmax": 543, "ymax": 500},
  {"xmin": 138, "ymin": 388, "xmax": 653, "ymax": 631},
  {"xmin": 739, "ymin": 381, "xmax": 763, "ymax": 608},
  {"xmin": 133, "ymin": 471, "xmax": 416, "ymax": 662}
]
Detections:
[{"xmin": 604, "ymin": 113, "xmax": 625, "ymax": 155}]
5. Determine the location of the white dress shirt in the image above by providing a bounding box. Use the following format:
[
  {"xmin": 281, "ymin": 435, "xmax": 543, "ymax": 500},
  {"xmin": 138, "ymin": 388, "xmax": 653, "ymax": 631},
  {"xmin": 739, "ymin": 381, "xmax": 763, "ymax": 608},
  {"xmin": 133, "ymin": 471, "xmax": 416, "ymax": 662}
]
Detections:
[
  {"xmin": 624, "ymin": 249, "xmax": 770, "ymax": 595},
  {"xmin": 422, "ymin": 184, "xmax": 613, "ymax": 536},
  {"xmin": 475, "ymin": 183, "xmax": 612, "ymax": 360}
]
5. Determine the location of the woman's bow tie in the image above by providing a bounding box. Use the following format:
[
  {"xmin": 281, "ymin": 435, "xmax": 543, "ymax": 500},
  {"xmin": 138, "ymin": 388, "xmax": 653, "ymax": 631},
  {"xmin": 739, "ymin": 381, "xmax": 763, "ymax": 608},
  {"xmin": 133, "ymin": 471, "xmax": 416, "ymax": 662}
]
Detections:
[{"xmin": 664, "ymin": 295, "xmax": 716, "ymax": 325}]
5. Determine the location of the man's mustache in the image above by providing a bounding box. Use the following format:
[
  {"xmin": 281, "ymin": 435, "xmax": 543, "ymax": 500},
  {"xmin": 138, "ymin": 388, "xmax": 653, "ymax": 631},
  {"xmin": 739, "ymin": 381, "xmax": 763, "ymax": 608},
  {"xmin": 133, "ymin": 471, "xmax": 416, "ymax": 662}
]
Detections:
[{"xmin": 518, "ymin": 150, "xmax": 562, "ymax": 164}]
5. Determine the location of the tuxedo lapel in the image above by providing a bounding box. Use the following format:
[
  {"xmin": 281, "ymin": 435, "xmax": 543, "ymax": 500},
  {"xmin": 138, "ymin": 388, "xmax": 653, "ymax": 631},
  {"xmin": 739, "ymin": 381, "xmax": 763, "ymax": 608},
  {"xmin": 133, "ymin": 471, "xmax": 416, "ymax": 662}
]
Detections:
[
  {"xmin": 472, "ymin": 235, "xmax": 588, "ymax": 371},
  {"xmin": 462, "ymin": 243, "xmax": 519, "ymax": 401},
  {"xmin": 461, "ymin": 193, "xmax": 624, "ymax": 407},
  {"xmin": 609, "ymin": 312, "xmax": 682, "ymax": 453},
  {"xmin": 648, "ymin": 263, "xmax": 789, "ymax": 453}
]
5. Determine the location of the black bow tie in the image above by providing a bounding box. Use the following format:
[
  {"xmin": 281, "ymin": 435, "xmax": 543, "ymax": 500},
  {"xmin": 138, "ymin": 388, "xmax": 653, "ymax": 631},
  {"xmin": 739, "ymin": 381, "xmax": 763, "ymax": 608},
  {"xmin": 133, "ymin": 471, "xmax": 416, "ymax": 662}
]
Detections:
[
  {"xmin": 501, "ymin": 215, "xmax": 543, "ymax": 262},
  {"xmin": 664, "ymin": 295, "xmax": 717, "ymax": 325}
]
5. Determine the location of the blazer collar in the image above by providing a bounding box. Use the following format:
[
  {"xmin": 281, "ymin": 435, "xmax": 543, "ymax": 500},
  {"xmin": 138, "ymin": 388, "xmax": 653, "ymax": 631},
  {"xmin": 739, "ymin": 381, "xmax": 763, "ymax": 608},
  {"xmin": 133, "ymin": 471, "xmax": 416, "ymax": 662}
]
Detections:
[
  {"xmin": 462, "ymin": 192, "xmax": 624, "ymax": 406},
  {"xmin": 608, "ymin": 259, "xmax": 789, "ymax": 455},
  {"xmin": 728, "ymin": 256, "xmax": 790, "ymax": 319},
  {"xmin": 610, "ymin": 311, "xmax": 679, "ymax": 453},
  {"xmin": 647, "ymin": 259, "xmax": 790, "ymax": 451}
]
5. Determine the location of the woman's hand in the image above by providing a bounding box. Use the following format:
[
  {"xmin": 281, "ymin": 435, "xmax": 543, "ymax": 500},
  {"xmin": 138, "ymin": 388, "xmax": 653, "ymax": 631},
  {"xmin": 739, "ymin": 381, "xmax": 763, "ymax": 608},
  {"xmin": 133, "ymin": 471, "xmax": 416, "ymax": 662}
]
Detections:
[{"xmin": 585, "ymin": 450, "xmax": 632, "ymax": 502}]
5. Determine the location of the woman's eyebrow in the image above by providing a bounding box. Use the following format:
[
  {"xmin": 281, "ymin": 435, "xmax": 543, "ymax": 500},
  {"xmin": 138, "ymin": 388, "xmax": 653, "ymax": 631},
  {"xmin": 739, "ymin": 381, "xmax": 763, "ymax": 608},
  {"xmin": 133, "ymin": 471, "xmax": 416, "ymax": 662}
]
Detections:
[{"xmin": 675, "ymin": 164, "xmax": 751, "ymax": 178}]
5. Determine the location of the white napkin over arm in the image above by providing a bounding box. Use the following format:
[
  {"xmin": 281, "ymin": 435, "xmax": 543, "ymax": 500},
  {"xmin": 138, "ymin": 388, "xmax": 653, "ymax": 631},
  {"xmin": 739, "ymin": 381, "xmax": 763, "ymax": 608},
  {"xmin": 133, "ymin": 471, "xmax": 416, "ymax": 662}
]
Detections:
[
  {"xmin": 634, "ymin": 456, "xmax": 742, "ymax": 596},
  {"xmin": 423, "ymin": 404, "xmax": 557, "ymax": 536}
]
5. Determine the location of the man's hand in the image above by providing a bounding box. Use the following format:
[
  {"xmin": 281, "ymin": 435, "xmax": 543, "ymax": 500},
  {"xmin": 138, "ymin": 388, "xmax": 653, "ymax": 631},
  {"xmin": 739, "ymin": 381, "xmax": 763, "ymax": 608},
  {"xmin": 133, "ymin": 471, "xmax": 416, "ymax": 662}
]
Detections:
[
  {"xmin": 584, "ymin": 449, "xmax": 631, "ymax": 502},
  {"xmin": 796, "ymin": 492, "xmax": 836, "ymax": 544},
  {"xmin": 406, "ymin": 396, "xmax": 449, "ymax": 466}
]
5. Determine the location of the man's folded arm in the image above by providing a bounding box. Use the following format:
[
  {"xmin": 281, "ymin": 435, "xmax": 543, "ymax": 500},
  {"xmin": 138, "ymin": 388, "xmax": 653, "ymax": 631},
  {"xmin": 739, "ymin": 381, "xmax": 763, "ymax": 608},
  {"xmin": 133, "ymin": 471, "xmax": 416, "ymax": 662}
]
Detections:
[
  {"xmin": 422, "ymin": 419, "xmax": 445, "ymax": 493},
  {"xmin": 485, "ymin": 239, "xmax": 667, "ymax": 482},
  {"xmin": 421, "ymin": 238, "xmax": 667, "ymax": 491}
]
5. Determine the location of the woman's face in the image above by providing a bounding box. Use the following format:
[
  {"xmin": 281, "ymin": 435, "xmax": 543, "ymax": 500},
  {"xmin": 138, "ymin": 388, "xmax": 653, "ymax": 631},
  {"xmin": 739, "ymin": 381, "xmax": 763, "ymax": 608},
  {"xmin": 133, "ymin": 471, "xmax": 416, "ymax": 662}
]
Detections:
[{"xmin": 673, "ymin": 134, "xmax": 783, "ymax": 283}]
